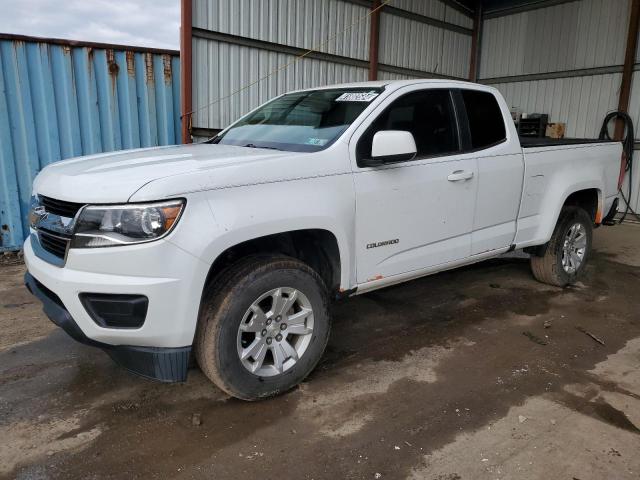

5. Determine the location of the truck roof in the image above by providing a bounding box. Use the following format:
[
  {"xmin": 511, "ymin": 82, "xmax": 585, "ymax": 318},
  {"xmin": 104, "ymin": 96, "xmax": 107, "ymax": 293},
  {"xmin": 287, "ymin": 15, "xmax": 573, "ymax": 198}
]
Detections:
[{"xmin": 291, "ymin": 78, "xmax": 497, "ymax": 94}]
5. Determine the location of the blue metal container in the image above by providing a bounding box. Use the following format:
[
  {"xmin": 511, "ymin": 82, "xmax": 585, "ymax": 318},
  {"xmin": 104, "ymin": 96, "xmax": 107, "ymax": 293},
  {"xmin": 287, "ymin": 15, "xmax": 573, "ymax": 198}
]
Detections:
[{"xmin": 0, "ymin": 34, "xmax": 181, "ymax": 251}]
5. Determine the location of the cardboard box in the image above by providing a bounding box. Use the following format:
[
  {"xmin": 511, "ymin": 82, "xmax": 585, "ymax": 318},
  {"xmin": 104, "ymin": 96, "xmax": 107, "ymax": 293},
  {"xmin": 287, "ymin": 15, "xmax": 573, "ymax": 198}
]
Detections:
[{"xmin": 546, "ymin": 122, "xmax": 566, "ymax": 139}]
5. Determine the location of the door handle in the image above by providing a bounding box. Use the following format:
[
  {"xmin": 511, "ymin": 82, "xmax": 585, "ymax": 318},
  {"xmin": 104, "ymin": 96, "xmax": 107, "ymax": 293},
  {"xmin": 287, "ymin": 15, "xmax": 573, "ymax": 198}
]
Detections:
[{"xmin": 447, "ymin": 170, "xmax": 474, "ymax": 182}]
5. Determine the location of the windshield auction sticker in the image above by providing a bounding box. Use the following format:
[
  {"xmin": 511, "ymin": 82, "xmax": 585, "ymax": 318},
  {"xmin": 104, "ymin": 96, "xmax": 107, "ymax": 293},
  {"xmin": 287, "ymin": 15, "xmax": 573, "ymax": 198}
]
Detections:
[
  {"xmin": 306, "ymin": 138, "xmax": 328, "ymax": 146},
  {"xmin": 335, "ymin": 91, "xmax": 380, "ymax": 102}
]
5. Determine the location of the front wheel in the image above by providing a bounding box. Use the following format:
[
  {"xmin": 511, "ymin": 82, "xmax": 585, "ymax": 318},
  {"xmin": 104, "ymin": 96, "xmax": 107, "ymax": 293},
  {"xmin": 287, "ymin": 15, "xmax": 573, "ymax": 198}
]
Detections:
[
  {"xmin": 530, "ymin": 206, "xmax": 593, "ymax": 287},
  {"xmin": 195, "ymin": 255, "xmax": 331, "ymax": 400}
]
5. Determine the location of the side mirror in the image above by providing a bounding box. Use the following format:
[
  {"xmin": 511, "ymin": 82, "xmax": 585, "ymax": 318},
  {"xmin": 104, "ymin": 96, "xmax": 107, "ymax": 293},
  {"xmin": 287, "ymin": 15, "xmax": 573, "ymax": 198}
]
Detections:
[{"xmin": 366, "ymin": 130, "xmax": 417, "ymax": 166}]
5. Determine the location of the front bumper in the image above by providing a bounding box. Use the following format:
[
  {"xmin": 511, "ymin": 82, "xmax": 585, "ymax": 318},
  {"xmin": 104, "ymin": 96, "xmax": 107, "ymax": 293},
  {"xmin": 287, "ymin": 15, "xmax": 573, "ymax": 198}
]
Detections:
[
  {"xmin": 25, "ymin": 272, "xmax": 191, "ymax": 382},
  {"xmin": 22, "ymin": 233, "xmax": 211, "ymax": 383},
  {"xmin": 23, "ymin": 234, "xmax": 207, "ymax": 347}
]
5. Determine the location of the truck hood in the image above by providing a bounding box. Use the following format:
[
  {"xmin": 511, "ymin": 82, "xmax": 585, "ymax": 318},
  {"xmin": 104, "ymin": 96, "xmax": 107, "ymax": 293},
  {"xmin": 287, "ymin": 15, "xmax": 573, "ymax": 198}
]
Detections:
[{"xmin": 33, "ymin": 143, "xmax": 299, "ymax": 203}]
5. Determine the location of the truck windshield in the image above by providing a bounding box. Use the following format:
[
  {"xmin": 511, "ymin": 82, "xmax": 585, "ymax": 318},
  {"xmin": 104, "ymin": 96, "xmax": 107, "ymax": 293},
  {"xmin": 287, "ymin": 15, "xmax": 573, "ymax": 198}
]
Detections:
[{"xmin": 212, "ymin": 88, "xmax": 384, "ymax": 152}]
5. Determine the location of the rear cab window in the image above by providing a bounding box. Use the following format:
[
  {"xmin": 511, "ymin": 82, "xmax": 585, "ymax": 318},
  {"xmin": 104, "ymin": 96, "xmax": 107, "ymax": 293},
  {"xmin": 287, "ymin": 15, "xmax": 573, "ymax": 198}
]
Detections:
[{"xmin": 458, "ymin": 90, "xmax": 507, "ymax": 151}]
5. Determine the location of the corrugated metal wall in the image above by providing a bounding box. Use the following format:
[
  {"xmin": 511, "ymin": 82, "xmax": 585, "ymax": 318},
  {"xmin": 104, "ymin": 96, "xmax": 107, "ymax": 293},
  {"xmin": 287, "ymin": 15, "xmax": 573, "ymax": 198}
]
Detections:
[
  {"xmin": 480, "ymin": 0, "xmax": 631, "ymax": 139},
  {"xmin": 193, "ymin": 37, "xmax": 369, "ymax": 129},
  {"xmin": 190, "ymin": 0, "xmax": 473, "ymax": 136},
  {"xmin": 388, "ymin": 0, "xmax": 473, "ymax": 28},
  {"xmin": 626, "ymin": 26, "xmax": 640, "ymax": 213},
  {"xmin": 630, "ymin": 72, "xmax": 640, "ymax": 136},
  {"xmin": 378, "ymin": 7, "xmax": 471, "ymax": 79},
  {"xmin": 481, "ymin": 0, "xmax": 629, "ymax": 78},
  {"xmin": 629, "ymin": 29, "xmax": 640, "ymax": 143},
  {"xmin": 193, "ymin": 0, "xmax": 371, "ymax": 60},
  {"xmin": 491, "ymin": 73, "xmax": 623, "ymax": 138},
  {"xmin": 0, "ymin": 36, "xmax": 181, "ymax": 251}
]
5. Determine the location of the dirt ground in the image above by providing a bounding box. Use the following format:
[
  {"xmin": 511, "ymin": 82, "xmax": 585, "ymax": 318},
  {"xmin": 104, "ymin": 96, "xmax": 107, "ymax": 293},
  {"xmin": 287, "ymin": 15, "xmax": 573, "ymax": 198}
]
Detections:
[{"xmin": 1, "ymin": 224, "xmax": 640, "ymax": 480}]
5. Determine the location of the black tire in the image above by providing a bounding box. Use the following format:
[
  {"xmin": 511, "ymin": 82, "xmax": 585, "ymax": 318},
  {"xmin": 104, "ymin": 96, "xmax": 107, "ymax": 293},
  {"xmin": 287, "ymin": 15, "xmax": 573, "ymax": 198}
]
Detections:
[
  {"xmin": 194, "ymin": 255, "xmax": 331, "ymax": 400},
  {"xmin": 530, "ymin": 206, "xmax": 593, "ymax": 287}
]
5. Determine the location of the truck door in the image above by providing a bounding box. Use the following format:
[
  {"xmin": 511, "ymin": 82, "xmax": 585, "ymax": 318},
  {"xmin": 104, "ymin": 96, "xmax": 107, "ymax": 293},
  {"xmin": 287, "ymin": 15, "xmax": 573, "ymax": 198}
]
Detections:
[
  {"xmin": 351, "ymin": 88, "xmax": 478, "ymax": 284},
  {"xmin": 454, "ymin": 89, "xmax": 525, "ymax": 255}
]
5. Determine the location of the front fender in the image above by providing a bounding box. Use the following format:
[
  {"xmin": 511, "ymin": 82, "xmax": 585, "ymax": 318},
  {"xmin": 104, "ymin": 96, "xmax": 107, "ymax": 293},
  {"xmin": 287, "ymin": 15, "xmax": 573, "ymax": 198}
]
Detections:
[{"xmin": 170, "ymin": 176, "xmax": 356, "ymax": 290}]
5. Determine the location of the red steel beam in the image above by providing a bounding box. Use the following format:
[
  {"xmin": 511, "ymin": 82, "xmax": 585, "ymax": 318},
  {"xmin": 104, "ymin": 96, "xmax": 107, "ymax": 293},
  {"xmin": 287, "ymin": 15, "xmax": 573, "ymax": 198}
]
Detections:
[
  {"xmin": 468, "ymin": 0, "xmax": 482, "ymax": 82},
  {"xmin": 368, "ymin": 0, "xmax": 381, "ymax": 81},
  {"xmin": 180, "ymin": 0, "xmax": 193, "ymax": 144},
  {"xmin": 616, "ymin": 0, "xmax": 640, "ymax": 139}
]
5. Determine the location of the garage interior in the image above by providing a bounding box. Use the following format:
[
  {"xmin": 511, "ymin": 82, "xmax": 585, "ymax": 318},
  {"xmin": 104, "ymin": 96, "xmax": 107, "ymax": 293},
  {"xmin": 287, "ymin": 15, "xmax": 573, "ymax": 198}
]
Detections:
[{"xmin": 3, "ymin": 0, "xmax": 640, "ymax": 478}]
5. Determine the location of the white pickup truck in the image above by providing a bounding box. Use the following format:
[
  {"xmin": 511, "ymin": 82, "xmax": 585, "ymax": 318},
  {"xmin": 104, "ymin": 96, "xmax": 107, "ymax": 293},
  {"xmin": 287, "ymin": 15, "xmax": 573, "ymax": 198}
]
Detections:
[{"xmin": 24, "ymin": 80, "xmax": 621, "ymax": 400}]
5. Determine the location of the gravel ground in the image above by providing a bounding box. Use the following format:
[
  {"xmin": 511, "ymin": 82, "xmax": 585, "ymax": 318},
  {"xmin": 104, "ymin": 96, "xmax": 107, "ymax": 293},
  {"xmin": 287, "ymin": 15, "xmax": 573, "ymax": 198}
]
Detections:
[{"xmin": 1, "ymin": 224, "xmax": 640, "ymax": 479}]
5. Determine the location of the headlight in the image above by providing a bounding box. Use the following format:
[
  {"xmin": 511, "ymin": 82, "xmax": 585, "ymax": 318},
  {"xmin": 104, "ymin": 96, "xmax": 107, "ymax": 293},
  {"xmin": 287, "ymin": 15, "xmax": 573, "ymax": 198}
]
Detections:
[{"xmin": 70, "ymin": 200, "xmax": 185, "ymax": 248}]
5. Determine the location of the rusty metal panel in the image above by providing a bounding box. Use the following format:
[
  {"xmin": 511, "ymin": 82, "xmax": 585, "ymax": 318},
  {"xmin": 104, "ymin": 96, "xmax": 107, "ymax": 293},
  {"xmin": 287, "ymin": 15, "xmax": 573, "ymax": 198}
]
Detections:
[
  {"xmin": 378, "ymin": 11, "xmax": 470, "ymax": 78},
  {"xmin": 192, "ymin": 36, "xmax": 368, "ymax": 130},
  {"xmin": 480, "ymin": 0, "xmax": 630, "ymax": 79},
  {"xmin": 193, "ymin": 0, "xmax": 371, "ymax": 61},
  {"xmin": 0, "ymin": 37, "xmax": 180, "ymax": 251}
]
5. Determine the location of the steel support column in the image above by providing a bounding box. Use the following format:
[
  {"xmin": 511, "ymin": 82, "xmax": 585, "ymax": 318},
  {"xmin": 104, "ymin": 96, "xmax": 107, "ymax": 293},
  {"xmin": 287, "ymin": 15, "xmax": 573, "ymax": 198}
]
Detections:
[
  {"xmin": 617, "ymin": 0, "xmax": 640, "ymax": 139},
  {"xmin": 368, "ymin": 0, "xmax": 381, "ymax": 81},
  {"xmin": 180, "ymin": 0, "xmax": 193, "ymax": 144},
  {"xmin": 469, "ymin": 1, "xmax": 482, "ymax": 82}
]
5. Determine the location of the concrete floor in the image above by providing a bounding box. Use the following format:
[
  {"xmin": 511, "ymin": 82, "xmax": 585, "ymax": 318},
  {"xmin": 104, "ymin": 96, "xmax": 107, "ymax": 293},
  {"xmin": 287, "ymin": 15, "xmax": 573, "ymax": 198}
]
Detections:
[{"xmin": 1, "ymin": 224, "xmax": 640, "ymax": 479}]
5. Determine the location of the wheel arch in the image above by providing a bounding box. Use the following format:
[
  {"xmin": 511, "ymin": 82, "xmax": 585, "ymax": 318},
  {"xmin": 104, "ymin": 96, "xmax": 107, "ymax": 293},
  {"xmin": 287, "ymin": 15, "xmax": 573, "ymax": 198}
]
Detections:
[
  {"xmin": 525, "ymin": 186, "xmax": 601, "ymax": 257},
  {"xmin": 202, "ymin": 228, "xmax": 346, "ymax": 298},
  {"xmin": 562, "ymin": 188, "xmax": 602, "ymax": 223}
]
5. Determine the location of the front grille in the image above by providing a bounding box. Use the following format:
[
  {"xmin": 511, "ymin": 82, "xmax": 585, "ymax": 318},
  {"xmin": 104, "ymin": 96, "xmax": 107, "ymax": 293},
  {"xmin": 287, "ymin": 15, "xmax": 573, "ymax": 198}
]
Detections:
[
  {"xmin": 38, "ymin": 229, "xmax": 71, "ymax": 260},
  {"xmin": 40, "ymin": 195, "xmax": 85, "ymax": 218}
]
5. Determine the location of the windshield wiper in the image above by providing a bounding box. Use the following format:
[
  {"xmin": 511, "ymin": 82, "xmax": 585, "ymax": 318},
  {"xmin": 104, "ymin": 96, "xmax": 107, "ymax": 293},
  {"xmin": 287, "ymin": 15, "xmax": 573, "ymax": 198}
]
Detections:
[{"xmin": 242, "ymin": 143, "xmax": 282, "ymax": 151}]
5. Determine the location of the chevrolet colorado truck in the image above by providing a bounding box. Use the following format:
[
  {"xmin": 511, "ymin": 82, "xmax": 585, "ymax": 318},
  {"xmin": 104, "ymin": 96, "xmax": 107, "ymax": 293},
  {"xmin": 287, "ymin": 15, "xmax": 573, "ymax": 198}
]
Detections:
[{"xmin": 24, "ymin": 80, "xmax": 621, "ymax": 400}]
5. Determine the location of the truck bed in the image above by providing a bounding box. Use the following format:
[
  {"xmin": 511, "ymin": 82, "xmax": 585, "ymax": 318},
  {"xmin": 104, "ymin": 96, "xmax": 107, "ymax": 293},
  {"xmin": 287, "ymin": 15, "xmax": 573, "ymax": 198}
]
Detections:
[{"xmin": 519, "ymin": 137, "xmax": 616, "ymax": 148}]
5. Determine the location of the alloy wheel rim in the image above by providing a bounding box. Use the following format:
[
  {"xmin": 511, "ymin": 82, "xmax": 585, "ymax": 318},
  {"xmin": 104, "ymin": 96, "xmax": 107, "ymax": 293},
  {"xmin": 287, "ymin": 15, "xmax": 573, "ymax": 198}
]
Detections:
[
  {"xmin": 562, "ymin": 222, "xmax": 587, "ymax": 274},
  {"xmin": 236, "ymin": 287, "xmax": 314, "ymax": 377}
]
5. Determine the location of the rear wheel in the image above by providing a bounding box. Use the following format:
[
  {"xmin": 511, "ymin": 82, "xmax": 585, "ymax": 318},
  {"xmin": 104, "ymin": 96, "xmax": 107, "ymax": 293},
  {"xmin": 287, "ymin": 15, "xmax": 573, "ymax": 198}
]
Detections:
[
  {"xmin": 195, "ymin": 255, "xmax": 330, "ymax": 400},
  {"xmin": 530, "ymin": 206, "xmax": 593, "ymax": 287}
]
